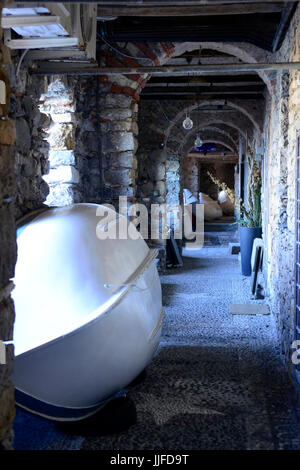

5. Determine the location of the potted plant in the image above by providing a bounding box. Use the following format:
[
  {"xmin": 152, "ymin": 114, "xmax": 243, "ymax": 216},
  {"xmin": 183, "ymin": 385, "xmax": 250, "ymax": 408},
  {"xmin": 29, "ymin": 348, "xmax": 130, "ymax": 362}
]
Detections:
[{"xmin": 207, "ymin": 147, "xmax": 262, "ymax": 276}]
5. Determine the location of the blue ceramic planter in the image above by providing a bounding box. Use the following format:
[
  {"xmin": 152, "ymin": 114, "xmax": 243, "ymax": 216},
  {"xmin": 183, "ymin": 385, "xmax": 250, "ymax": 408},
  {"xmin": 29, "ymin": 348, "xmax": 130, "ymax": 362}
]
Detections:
[{"xmin": 239, "ymin": 226, "xmax": 262, "ymax": 276}]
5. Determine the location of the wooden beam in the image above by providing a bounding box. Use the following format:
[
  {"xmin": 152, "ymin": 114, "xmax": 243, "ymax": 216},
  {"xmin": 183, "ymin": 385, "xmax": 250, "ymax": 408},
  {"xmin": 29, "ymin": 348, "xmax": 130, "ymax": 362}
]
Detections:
[
  {"xmin": 189, "ymin": 159, "xmax": 238, "ymax": 164},
  {"xmin": 23, "ymin": 49, "xmax": 90, "ymax": 64},
  {"xmin": 149, "ymin": 75, "xmax": 263, "ymax": 85},
  {"xmin": 142, "ymin": 91, "xmax": 263, "ymax": 96},
  {"xmin": 188, "ymin": 152, "xmax": 238, "ymax": 163},
  {"xmin": 32, "ymin": 61, "xmax": 300, "ymax": 76},
  {"xmin": 97, "ymin": 3, "xmax": 284, "ymax": 17},
  {"xmin": 189, "ymin": 152, "xmax": 237, "ymax": 157},
  {"xmin": 272, "ymin": 2, "xmax": 297, "ymax": 52},
  {"xmin": 147, "ymin": 82, "xmax": 263, "ymax": 88},
  {"xmin": 141, "ymin": 94, "xmax": 264, "ymax": 100},
  {"xmin": 147, "ymin": 81, "xmax": 263, "ymax": 87},
  {"xmin": 143, "ymin": 85, "xmax": 265, "ymax": 93}
]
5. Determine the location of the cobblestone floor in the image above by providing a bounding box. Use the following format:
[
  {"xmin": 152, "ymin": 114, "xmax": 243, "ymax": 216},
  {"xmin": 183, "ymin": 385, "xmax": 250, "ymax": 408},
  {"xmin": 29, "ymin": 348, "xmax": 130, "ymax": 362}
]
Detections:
[{"xmin": 14, "ymin": 245, "xmax": 300, "ymax": 450}]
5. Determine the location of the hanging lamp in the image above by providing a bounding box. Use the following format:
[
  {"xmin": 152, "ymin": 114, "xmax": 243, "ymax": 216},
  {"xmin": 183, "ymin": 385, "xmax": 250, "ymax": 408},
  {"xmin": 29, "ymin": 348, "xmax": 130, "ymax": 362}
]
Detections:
[
  {"xmin": 182, "ymin": 110, "xmax": 193, "ymax": 130},
  {"xmin": 194, "ymin": 133, "xmax": 203, "ymax": 149},
  {"xmin": 194, "ymin": 101, "xmax": 203, "ymax": 150}
]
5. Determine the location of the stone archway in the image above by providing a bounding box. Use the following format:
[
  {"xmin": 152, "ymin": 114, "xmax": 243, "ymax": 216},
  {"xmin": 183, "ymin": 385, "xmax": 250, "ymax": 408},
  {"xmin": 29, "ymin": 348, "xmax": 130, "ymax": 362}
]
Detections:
[
  {"xmin": 100, "ymin": 39, "xmax": 273, "ymax": 204},
  {"xmin": 167, "ymin": 112, "xmax": 253, "ymax": 156},
  {"xmin": 166, "ymin": 99, "xmax": 263, "ymax": 137},
  {"xmin": 179, "ymin": 129, "xmax": 238, "ymax": 155}
]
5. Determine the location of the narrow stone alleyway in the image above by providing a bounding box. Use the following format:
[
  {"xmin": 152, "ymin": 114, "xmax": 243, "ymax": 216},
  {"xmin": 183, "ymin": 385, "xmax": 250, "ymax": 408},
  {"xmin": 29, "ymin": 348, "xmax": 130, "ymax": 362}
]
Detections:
[{"xmin": 14, "ymin": 244, "xmax": 300, "ymax": 450}]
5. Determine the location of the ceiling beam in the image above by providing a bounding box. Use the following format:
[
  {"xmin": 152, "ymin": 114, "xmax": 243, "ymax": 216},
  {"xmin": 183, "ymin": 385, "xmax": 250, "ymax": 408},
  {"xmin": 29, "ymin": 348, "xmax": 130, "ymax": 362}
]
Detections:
[
  {"xmin": 97, "ymin": 3, "xmax": 284, "ymax": 17},
  {"xmin": 187, "ymin": 152, "xmax": 238, "ymax": 163},
  {"xmin": 272, "ymin": 2, "xmax": 297, "ymax": 52},
  {"xmin": 189, "ymin": 159, "xmax": 238, "ymax": 163},
  {"xmin": 143, "ymin": 85, "xmax": 265, "ymax": 93},
  {"xmin": 32, "ymin": 61, "xmax": 300, "ymax": 76},
  {"xmin": 141, "ymin": 94, "xmax": 264, "ymax": 100},
  {"xmin": 149, "ymin": 75, "xmax": 263, "ymax": 85},
  {"xmin": 147, "ymin": 81, "xmax": 263, "ymax": 87}
]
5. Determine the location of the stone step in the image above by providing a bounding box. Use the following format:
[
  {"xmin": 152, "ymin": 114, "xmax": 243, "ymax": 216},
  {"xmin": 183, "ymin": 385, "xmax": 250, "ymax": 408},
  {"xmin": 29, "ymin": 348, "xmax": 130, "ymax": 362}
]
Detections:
[{"xmin": 204, "ymin": 230, "xmax": 239, "ymax": 246}]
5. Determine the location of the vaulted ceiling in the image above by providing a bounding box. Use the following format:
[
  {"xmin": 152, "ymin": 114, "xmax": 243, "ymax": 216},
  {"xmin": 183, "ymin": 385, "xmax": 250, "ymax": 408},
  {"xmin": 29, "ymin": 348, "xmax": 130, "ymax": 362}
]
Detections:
[
  {"xmin": 99, "ymin": 1, "xmax": 297, "ymax": 52},
  {"xmin": 142, "ymin": 50, "xmax": 266, "ymax": 101},
  {"xmin": 100, "ymin": 1, "xmax": 298, "ymax": 158},
  {"xmin": 17, "ymin": 1, "xmax": 298, "ymax": 159}
]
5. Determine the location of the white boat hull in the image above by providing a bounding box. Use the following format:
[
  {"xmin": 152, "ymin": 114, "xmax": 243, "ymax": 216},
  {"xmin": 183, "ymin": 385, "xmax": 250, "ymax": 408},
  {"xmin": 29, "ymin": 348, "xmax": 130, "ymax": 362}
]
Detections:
[{"xmin": 12, "ymin": 204, "xmax": 163, "ymax": 420}]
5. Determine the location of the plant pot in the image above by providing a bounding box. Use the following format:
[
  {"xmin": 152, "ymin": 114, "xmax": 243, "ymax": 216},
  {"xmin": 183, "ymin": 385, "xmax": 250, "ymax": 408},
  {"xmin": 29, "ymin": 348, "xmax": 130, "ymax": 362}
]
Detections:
[{"xmin": 239, "ymin": 226, "xmax": 262, "ymax": 276}]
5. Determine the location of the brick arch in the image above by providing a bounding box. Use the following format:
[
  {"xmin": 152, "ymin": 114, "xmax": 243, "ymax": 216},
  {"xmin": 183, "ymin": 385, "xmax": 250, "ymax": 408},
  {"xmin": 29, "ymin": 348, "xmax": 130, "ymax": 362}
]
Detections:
[
  {"xmin": 163, "ymin": 42, "xmax": 273, "ymax": 94},
  {"xmin": 180, "ymin": 131, "xmax": 237, "ymax": 156},
  {"xmin": 180, "ymin": 128, "xmax": 238, "ymax": 155},
  {"xmin": 184, "ymin": 140, "xmax": 236, "ymax": 155},
  {"xmin": 100, "ymin": 39, "xmax": 271, "ymax": 144},
  {"xmin": 197, "ymin": 126, "xmax": 238, "ymax": 148},
  {"xmin": 165, "ymin": 100, "xmax": 260, "ymax": 145},
  {"xmin": 203, "ymin": 119, "xmax": 249, "ymax": 139},
  {"xmin": 205, "ymin": 123, "xmax": 239, "ymax": 142},
  {"xmin": 100, "ymin": 39, "xmax": 272, "ymax": 201},
  {"xmin": 101, "ymin": 40, "xmax": 273, "ymax": 96},
  {"xmin": 137, "ymin": 100, "xmax": 261, "ymax": 146},
  {"xmin": 198, "ymin": 100, "xmax": 262, "ymax": 132},
  {"xmin": 167, "ymin": 113, "xmax": 251, "ymax": 155}
]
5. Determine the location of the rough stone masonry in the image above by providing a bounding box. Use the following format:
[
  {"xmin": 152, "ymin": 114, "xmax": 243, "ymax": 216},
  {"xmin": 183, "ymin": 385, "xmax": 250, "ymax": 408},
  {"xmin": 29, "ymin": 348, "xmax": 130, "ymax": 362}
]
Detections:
[{"xmin": 0, "ymin": 1, "xmax": 16, "ymax": 449}]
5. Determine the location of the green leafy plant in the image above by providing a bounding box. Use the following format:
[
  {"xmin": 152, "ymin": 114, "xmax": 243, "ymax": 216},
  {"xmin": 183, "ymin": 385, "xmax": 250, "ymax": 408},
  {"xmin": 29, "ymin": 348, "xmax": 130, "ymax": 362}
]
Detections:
[{"xmin": 207, "ymin": 146, "xmax": 262, "ymax": 228}]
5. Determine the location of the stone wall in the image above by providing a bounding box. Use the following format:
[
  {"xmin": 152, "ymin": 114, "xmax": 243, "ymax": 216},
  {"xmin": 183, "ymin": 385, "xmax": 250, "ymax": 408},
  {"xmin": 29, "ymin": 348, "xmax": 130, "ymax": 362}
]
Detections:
[
  {"xmin": 73, "ymin": 76, "xmax": 103, "ymax": 203},
  {"xmin": 138, "ymin": 99, "xmax": 249, "ymax": 158},
  {"xmin": 40, "ymin": 73, "xmax": 139, "ymax": 207},
  {"xmin": 166, "ymin": 153, "xmax": 181, "ymax": 208},
  {"xmin": 137, "ymin": 144, "xmax": 168, "ymax": 270},
  {"xmin": 6, "ymin": 52, "xmax": 49, "ymax": 218},
  {"xmin": 0, "ymin": 2, "xmax": 16, "ymax": 448},
  {"xmin": 137, "ymin": 145, "xmax": 167, "ymax": 205},
  {"xmin": 182, "ymin": 157, "xmax": 199, "ymax": 197},
  {"xmin": 137, "ymin": 106, "xmax": 183, "ymax": 268},
  {"xmin": 40, "ymin": 76, "xmax": 81, "ymax": 206},
  {"xmin": 98, "ymin": 73, "xmax": 140, "ymax": 204},
  {"xmin": 264, "ymin": 4, "xmax": 300, "ymax": 366}
]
